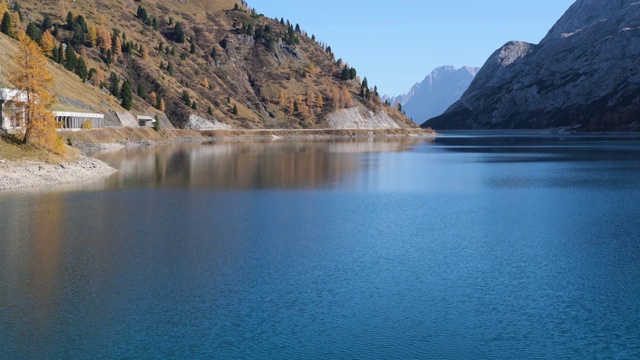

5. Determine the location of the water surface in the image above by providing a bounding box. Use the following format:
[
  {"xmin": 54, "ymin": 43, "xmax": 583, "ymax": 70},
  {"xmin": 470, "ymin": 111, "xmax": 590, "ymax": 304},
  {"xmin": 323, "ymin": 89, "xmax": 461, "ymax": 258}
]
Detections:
[{"xmin": 1, "ymin": 136, "xmax": 639, "ymax": 359}]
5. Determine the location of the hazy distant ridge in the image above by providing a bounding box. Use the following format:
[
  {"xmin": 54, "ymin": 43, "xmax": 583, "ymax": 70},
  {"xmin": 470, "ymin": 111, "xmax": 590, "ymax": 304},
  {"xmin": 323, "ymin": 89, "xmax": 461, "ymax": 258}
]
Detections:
[{"xmin": 383, "ymin": 66, "xmax": 478, "ymax": 123}]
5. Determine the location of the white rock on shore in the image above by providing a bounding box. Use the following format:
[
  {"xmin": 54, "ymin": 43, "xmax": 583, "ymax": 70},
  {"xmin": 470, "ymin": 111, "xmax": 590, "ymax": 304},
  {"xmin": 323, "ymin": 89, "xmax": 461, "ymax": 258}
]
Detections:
[
  {"xmin": 0, "ymin": 156, "xmax": 117, "ymax": 190},
  {"xmin": 327, "ymin": 107, "xmax": 400, "ymax": 130}
]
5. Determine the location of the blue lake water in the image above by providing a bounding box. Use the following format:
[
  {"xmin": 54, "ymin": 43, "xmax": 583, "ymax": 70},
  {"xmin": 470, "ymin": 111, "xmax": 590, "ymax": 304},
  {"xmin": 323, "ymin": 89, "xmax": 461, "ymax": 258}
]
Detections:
[{"xmin": 1, "ymin": 135, "xmax": 640, "ymax": 359}]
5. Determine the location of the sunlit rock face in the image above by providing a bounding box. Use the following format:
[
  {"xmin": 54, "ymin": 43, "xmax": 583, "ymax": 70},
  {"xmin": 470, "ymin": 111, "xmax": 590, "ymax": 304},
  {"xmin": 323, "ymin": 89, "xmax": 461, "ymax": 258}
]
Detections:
[{"xmin": 424, "ymin": 0, "xmax": 640, "ymax": 131}]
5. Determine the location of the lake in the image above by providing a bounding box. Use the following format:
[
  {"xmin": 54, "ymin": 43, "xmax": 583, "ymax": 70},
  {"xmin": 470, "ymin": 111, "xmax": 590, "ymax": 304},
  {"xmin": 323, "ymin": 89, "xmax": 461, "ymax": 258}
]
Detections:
[{"xmin": 1, "ymin": 135, "xmax": 639, "ymax": 359}]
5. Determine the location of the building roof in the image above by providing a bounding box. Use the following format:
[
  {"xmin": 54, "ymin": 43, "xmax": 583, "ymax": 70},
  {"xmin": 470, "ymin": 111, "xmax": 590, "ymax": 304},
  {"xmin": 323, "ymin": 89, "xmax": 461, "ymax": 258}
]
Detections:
[
  {"xmin": 53, "ymin": 111, "xmax": 104, "ymax": 119},
  {"xmin": 0, "ymin": 88, "xmax": 27, "ymax": 102}
]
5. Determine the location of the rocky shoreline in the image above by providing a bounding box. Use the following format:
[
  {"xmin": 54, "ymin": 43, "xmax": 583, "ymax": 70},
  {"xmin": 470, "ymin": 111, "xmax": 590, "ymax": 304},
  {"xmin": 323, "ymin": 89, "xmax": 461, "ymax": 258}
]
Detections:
[{"xmin": 0, "ymin": 156, "xmax": 117, "ymax": 191}]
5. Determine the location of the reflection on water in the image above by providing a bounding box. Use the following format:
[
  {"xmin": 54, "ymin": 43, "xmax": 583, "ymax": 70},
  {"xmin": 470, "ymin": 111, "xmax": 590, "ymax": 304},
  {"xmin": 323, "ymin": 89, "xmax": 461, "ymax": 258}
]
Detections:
[
  {"xmin": 93, "ymin": 139, "xmax": 429, "ymax": 190},
  {"xmin": 1, "ymin": 136, "xmax": 640, "ymax": 359}
]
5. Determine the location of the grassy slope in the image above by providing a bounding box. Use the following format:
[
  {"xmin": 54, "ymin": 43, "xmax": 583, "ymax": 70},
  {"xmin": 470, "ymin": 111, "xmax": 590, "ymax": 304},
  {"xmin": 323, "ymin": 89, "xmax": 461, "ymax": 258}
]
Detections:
[
  {"xmin": 10, "ymin": 0, "xmax": 416, "ymax": 129},
  {"xmin": 0, "ymin": 33, "xmax": 124, "ymax": 113},
  {"xmin": 0, "ymin": 135, "xmax": 80, "ymax": 162}
]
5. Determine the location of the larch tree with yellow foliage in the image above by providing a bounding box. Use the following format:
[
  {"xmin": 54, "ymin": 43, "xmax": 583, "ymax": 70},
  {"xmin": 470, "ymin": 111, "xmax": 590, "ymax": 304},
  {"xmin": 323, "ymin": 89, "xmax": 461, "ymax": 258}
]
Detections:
[
  {"xmin": 88, "ymin": 25, "xmax": 97, "ymax": 47},
  {"xmin": 40, "ymin": 30, "xmax": 55, "ymax": 57},
  {"xmin": 140, "ymin": 44, "xmax": 148, "ymax": 60},
  {"xmin": 278, "ymin": 89, "xmax": 287, "ymax": 106},
  {"xmin": 9, "ymin": 34, "xmax": 65, "ymax": 154},
  {"xmin": 148, "ymin": 91, "xmax": 157, "ymax": 107},
  {"xmin": 0, "ymin": 0, "xmax": 8, "ymax": 16},
  {"xmin": 342, "ymin": 86, "xmax": 352, "ymax": 107}
]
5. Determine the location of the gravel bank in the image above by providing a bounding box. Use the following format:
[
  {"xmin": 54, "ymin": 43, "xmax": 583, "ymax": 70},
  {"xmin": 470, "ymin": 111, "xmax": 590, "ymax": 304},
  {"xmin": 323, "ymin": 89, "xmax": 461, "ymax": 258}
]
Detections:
[{"xmin": 0, "ymin": 156, "xmax": 117, "ymax": 191}]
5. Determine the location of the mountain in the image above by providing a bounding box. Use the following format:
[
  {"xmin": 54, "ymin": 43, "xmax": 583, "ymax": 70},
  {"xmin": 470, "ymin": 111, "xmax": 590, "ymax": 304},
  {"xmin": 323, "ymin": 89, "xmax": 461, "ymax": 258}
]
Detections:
[
  {"xmin": 424, "ymin": 0, "xmax": 640, "ymax": 131},
  {"xmin": 384, "ymin": 66, "xmax": 479, "ymax": 124},
  {"xmin": 1, "ymin": 0, "xmax": 414, "ymax": 130}
]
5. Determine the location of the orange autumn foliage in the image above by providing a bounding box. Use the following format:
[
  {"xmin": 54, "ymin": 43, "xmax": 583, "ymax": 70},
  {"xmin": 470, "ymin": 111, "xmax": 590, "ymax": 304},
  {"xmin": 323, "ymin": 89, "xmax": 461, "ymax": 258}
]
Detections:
[{"xmin": 9, "ymin": 34, "xmax": 65, "ymax": 154}]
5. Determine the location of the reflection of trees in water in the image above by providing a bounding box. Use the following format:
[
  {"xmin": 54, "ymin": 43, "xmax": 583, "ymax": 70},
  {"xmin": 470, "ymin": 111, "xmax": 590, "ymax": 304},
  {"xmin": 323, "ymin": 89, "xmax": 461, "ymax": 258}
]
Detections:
[{"xmin": 96, "ymin": 139, "xmax": 429, "ymax": 190}]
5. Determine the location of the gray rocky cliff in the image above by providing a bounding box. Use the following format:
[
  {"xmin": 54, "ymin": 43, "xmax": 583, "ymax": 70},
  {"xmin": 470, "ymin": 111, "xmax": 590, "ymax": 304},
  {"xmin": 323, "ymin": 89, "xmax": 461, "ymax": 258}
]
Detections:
[
  {"xmin": 384, "ymin": 65, "xmax": 479, "ymax": 123},
  {"xmin": 424, "ymin": 0, "xmax": 640, "ymax": 131}
]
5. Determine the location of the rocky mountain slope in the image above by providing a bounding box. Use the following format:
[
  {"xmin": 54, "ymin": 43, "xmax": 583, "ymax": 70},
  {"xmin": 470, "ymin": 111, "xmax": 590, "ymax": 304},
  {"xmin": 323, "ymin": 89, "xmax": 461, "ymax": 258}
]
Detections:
[
  {"xmin": 384, "ymin": 65, "xmax": 478, "ymax": 123},
  {"xmin": 424, "ymin": 0, "xmax": 640, "ymax": 131},
  {"xmin": 2, "ymin": 0, "xmax": 414, "ymax": 130}
]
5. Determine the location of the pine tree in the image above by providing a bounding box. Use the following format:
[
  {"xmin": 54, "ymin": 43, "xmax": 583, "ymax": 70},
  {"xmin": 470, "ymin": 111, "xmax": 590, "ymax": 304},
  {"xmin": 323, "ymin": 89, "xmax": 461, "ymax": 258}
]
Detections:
[
  {"xmin": 190, "ymin": 41, "xmax": 195, "ymax": 54},
  {"xmin": 108, "ymin": 72, "xmax": 120, "ymax": 96},
  {"xmin": 52, "ymin": 46, "xmax": 59, "ymax": 63},
  {"xmin": 207, "ymin": 106, "xmax": 213, "ymax": 115},
  {"xmin": 174, "ymin": 22, "xmax": 185, "ymax": 43},
  {"xmin": 57, "ymin": 44, "xmax": 65, "ymax": 63},
  {"xmin": 26, "ymin": 22, "xmax": 42, "ymax": 44},
  {"xmin": 191, "ymin": 101, "xmax": 197, "ymax": 110},
  {"xmin": 341, "ymin": 66, "xmax": 350, "ymax": 81},
  {"xmin": 137, "ymin": 83, "xmax": 146, "ymax": 98},
  {"xmin": 136, "ymin": 6, "xmax": 148, "ymax": 22},
  {"xmin": 66, "ymin": 11, "xmax": 74, "ymax": 29},
  {"xmin": 1, "ymin": 11, "xmax": 13, "ymax": 37},
  {"xmin": 75, "ymin": 56, "xmax": 89, "ymax": 82},
  {"xmin": 64, "ymin": 44, "xmax": 78, "ymax": 71},
  {"xmin": 232, "ymin": 103, "xmax": 238, "ymax": 115},
  {"xmin": 182, "ymin": 90, "xmax": 191, "ymax": 106},
  {"xmin": 167, "ymin": 61, "xmax": 173, "ymax": 76},
  {"xmin": 120, "ymin": 81, "xmax": 133, "ymax": 110},
  {"xmin": 153, "ymin": 115, "xmax": 160, "ymax": 131},
  {"xmin": 41, "ymin": 14, "xmax": 52, "ymax": 30}
]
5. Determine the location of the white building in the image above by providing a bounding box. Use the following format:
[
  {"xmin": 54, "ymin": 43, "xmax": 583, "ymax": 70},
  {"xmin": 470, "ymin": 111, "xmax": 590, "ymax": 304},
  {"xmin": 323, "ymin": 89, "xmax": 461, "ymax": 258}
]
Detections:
[
  {"xmin": 54, "ymin": 111, "xmax": 105, "ymax": 129},
  {"xmin": 1, "ymin": 88, "xmax": 105, "ymax": 131},
  {"xmin": 0, "ymin": 88, "xmax": 27, "ymax": 131},
  {"xmin": 137, "ymin": 115, "xmax": 156, "ymax": 128}
]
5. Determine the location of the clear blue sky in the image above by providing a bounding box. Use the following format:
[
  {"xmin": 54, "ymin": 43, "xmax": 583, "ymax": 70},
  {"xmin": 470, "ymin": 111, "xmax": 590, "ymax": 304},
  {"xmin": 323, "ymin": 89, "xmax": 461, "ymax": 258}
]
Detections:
[{"xmin": 250, "ymin": 0, "xmax": 576, "ymax": 96}]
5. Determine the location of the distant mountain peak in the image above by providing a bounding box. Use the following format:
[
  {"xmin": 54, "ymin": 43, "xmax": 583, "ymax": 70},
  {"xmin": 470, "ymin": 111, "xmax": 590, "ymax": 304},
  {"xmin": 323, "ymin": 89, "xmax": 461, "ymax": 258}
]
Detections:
[{"xmin": 383, "ymin": 65, "xmax": 479, "ymax": 123}]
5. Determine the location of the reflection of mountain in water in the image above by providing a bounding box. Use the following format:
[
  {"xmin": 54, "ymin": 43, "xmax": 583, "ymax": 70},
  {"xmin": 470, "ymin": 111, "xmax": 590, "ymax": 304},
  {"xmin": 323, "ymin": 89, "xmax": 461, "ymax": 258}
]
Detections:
[{"xmin": 95, "ymin": 140, "xmax": 428, "ymax": 190}]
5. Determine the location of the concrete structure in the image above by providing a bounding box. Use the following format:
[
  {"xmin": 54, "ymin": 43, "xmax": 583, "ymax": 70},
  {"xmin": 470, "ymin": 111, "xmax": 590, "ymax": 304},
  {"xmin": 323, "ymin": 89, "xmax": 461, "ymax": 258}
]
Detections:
[
  {"xmin": 1, "ymin": 88, "xmax": 105, "ymax": 131},
  {"xmin": 137, "ymin": 115, "xmax": 156, "ymax": 128},
  {"xmin": 0, "ymin": 88, "xmax": 27, "ymax": 131},
  {"xmin": 54, "ymin": 111, "xmax": 105, "ymax": 129}
]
